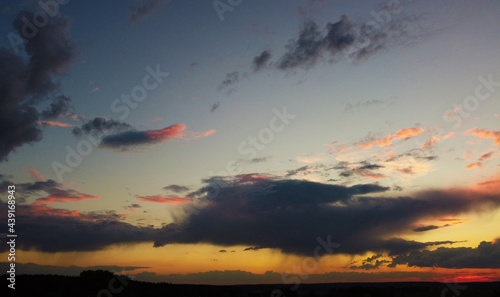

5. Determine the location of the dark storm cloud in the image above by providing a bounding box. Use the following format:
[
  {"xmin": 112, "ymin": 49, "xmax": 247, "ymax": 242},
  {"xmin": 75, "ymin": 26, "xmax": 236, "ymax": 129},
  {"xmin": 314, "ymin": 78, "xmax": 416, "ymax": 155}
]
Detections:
[
  {"xmin": 72, "ymin": 117, "xmax": 133, "ymax": 137},
  {"xmin": 129, "ymin": 0, "xmax": 169, "ymax": 23},
  {"xmin": 277, "ymin": 13, "xmax": 425, "ymax": 70},
  {"xmin": 411, "ymin": 224, "xmax": 454, "ymax": 232},
  {"xmin": 0, "ymin": 11, "xmax": 77, "ymax": 161},
  {"xmin": 163, "ymin": 184, "xmax": 190, "ymax": 193},
  {"xmin": 0, "ymin": 202, "xmax": 166, "ymax": 253},
  {"xmin": 252, "ymin": 50, "xmax": 272, "ymax": 71},
  {"xmin": 2, "ymin": 177, "xmax": 499, "ymax": 257},
  {"xmin": 152, "ymin": 177, "xmax": 500, "ymax": 257},
  {"xmin": 390, "ymin": 240, "xmax": 500, "ymax": 269}
]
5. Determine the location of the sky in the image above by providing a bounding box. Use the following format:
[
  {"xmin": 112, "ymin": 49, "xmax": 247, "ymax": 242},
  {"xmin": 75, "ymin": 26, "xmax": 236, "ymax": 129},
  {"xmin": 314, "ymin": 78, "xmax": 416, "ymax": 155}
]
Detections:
[{"xmin": 0, "ymin": 0, "xmax": 500, "ymax": 286}]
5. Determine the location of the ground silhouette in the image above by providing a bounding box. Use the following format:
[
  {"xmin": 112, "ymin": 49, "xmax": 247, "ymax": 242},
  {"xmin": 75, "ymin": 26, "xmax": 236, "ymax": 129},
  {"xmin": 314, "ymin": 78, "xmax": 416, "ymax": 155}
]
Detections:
[{"xmin": 2, "ymin": 270, "xmax": 500, "ymax": 296}]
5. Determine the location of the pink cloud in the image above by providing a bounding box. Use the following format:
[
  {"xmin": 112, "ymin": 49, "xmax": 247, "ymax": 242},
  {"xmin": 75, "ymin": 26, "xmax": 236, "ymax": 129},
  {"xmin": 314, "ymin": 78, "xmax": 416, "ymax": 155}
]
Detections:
[
  {"xmin": 137, "ymin": 195, "xmax": 191, "ymax": 204},
  {"xmin": 37, "ymin": 120, "xmax": 72, "ymax": 127},
  {"xmin": 33, "ymin": 188, "xmax": 101, "ymax": 205},
  {"xmin": 28, "ymin": 169, "xmax": 45, "ymax": 181}
]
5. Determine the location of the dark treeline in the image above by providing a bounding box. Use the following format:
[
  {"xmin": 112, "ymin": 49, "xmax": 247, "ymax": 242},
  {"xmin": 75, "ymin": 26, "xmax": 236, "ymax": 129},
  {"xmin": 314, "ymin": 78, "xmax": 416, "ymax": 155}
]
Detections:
[{"xmin": 2, "ymin": 270, "xmax": 500, "ymax": 297}]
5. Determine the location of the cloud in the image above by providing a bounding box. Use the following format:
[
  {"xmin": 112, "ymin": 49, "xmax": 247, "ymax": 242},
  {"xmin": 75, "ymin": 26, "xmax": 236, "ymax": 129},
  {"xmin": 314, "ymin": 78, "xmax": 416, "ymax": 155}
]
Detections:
[
  {"xmin": 73, "ymin": 119, "xmax": 214, "ymax": 151},
  {"xmin": 466, "ymin": 162, "xmax": 484, "ymax": 170},
  {"xmin": 28, "ymin": 169, "xmax": 45, "ymax": 181},
  {"xmin": 335, "ymin": 161, "xmax": 388, "ymax": 180},
  {"xmin": 210, "ymin": 102, "xmax": 220, "ymax": 113},
  {"xmin": 137, "ymin": 195, "xmax": 191, "ymax": 204},
  {"xmin": 478, "ymin": 151, "xmax": 494, "ymax": 161},
  {"xmin": 13, "ymin": 179, "xmax": 100, "ymax": 205},
  {"xmin": 477, "ymin": 179, "xmax": 500, "ymax": 188},
  {"xmin": 129, "ymin": 0, "xmax": 169, "ymax": 23},
  {"xmin": 412, "ymin": 224, "xmax": 446, "ymax": 232},
  {"xmin": 344, "ymin": 100, "xmax": 384, "ymax": 111},
  {"xmin": 0, "ymin": 11, "xmax": 77, "ymax": 161},
  {"xmin": 153, "ymin": 176, "xmax": 500, "ymax": 257},
  {"xmin": 37, "ymin": 120, "xmax": 72, "ymax": 127},
  {"xmin": 390, "ymin": 240, "xmax": 500, "ymax": 269},
  {"xmin": 466, "ymin": 128, "xmax": 500, "ymax": 147},
  {"xmin": 163, "ymin": 184, "xmax": 190, "ymax": 193},
  {"xmin": 100, "ymin": 124, "xmax": 185, "ymax": 149},
  {"xmin": 31, "ymin": 186, "xmax": 100, "ymax": 205},
  {"xmin": 350, "ymin": 260, "xmax": 390, "ymax": 270},
  {"xmin": 276, "ymin": 13, "xmax": 426, "ymax": 70},
  {"xmin": 72, "ymin": 117, "xmax": 132, "ymax": 137},
  {"xmin": 218, "ymin": 71, "xmax": 240, "ymax": 92},
  {"xmin": 358, "ymin": 127, "xmax": 424, "ymax": 149},
  {"xmin": 2, "ymin": 175, "xmax": 500, "ymax": 256},
  {"xmin": 420, "ymin": 131, "xmax": 455, "ymax": 150},
  {"xmin": 0, "ymin": 202, "xmax": 161, "ymax": 252},
  {"xmin": 243, "ymin": 246, "xmax": 267, "ymax": 251},
  {"xmin": 252, "ymin": 50, "xmax": 272, "ymax": 71}
]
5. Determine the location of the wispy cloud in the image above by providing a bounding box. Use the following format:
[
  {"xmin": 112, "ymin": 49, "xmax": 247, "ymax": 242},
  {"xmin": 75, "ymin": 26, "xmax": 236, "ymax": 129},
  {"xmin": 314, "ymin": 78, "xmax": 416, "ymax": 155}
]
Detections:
[
  {"xmin": 129, "ymin": 0, "xmax": 169, "ymax": 23},
  {"xmin": 137, "ymin": 195, "xmax": 191, "ymax": 204}
]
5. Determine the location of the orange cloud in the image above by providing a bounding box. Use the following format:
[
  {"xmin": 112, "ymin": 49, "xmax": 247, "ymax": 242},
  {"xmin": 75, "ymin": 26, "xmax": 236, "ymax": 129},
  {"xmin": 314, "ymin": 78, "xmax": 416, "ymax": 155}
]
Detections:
[
  {"xmin": 37, "ymin": 120, "xmax": 72, "ymax": 127},
  {"xmin": 444, "ymin": 107, "xmax": 460, "ymax": 118},
  {"xmin": 28, "ymin": 169, "xmax": 45, "ymax": 181},
  {"xmin": 466, "ymin": 162, "xmax": 483, "ymax": 170},
  {"xmin": 358, "ymin": 127, "xmax": 424, "ymax": 149},
  {"xmin": 466, "ymin": 128, "xmax": 500, "ymax": 146},
  {"xmin": 137, "ymin": 195, "xmax": 191, "ymax": 204},
  {"xmin": 438, "ymin": 218, "xmax": 471, "ymax": 222},
  {"xmin": 421, "ymin": 131, "xmax": 455, "ymax": 150},
  {"xmin": 392, "ymin": 127, "xmax": 425, "ymax": 140},
  {"xmin": 476, "ymin": 179, "xmax": 500, "ymax": 188}
]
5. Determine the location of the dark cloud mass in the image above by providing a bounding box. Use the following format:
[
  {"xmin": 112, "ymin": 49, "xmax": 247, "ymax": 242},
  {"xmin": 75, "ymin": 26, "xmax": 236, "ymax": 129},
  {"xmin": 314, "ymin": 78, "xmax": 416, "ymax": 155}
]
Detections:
[
  {"xmin": 153, "ymin": 177, "xmax": 500, "ymax": 257},
  {"xmin": 277, "ymin": 14, "xmax": 425, "ymax": 70},
  {"xmin": 390, "ymin": 240, "xmax": 500, "ymax": 269},
  {"xmin": 3, "ymin": 176, "xmax": 499, "ymax": 266},
  {"xmin": 0, "ymin": 11, "xmax": 77, "ymax": 161}
]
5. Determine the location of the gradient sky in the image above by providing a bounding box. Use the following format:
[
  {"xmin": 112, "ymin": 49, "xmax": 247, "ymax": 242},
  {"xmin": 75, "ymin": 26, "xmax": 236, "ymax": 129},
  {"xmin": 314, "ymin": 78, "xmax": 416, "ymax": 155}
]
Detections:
[{"xmin": 1, "ymin": 0, "xmax": 500, "ymax": 285}]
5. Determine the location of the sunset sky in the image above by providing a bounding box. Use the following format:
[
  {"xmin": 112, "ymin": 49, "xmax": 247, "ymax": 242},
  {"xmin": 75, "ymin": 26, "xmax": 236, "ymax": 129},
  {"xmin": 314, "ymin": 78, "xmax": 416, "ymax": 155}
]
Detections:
[{"xmin": 1, "ymin": 0, "xmax": 500, "ymax": 285}]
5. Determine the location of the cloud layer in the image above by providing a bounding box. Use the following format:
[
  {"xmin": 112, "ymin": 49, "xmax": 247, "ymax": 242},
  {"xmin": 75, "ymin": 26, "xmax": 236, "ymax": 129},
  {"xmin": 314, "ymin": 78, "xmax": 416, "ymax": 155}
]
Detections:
[{"xmin": 0, "ymin": 11, "xmax": 77, "ymax": 161}]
